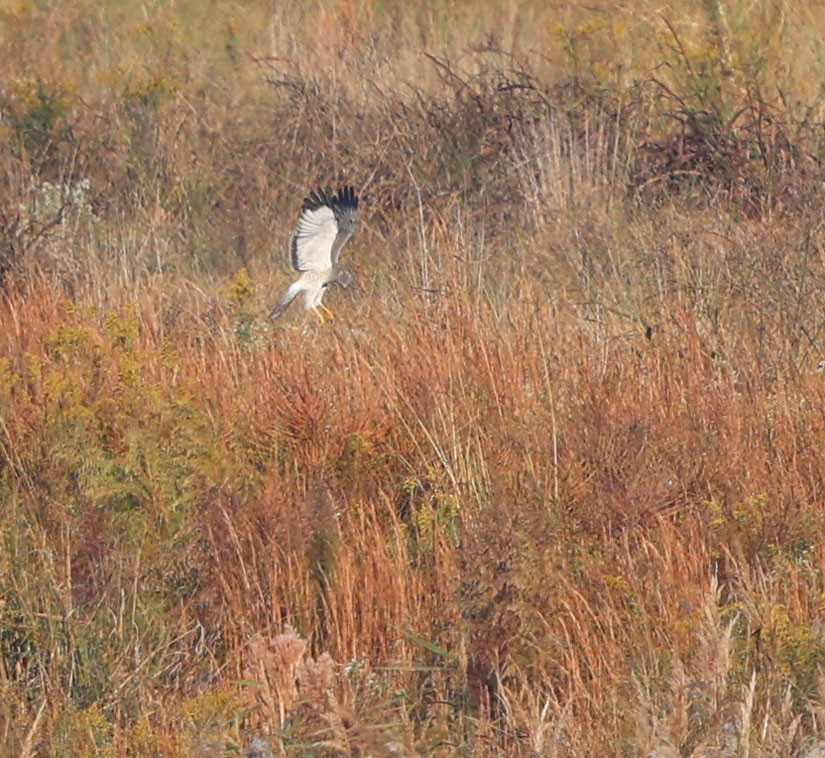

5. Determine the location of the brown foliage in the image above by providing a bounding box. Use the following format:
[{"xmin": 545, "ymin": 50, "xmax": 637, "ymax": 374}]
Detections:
[{"xmin": 3, "ymin": 1, "xmax": 825, "ymax": 755}]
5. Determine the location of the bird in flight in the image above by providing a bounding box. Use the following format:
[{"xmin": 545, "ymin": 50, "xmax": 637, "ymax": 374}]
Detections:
[{"xmin": 269, "ymin": 185, "xmax": 359, "ymax": 321}]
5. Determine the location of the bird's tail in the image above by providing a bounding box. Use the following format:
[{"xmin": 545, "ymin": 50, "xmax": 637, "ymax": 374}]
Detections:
[{"xmin": 269, "ymin": 281, "xmax": 302, "ymax": 320}]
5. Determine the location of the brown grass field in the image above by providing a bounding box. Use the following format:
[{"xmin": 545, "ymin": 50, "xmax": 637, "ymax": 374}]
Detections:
[{"xmin": 3, "ymin": 1, "xmax": 825, "ymax": 755}]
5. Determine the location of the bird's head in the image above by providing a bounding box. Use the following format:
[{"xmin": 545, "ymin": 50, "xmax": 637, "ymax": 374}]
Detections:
[{"xmin": 334, "ymin": 267, "xmax": 353, "ymax": 288}]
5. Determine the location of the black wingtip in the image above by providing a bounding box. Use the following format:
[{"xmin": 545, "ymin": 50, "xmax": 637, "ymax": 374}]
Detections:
[
  {"xmin": 300, "ymin": 185, "xmax": 358, "ymax": 213},
  {"xmin": 301, "ymin": 188, "xmax": 331, "ymax": 213},
  {"xmin": 334, "ymin": 185, "xmax": 358, "ymax": 210}
]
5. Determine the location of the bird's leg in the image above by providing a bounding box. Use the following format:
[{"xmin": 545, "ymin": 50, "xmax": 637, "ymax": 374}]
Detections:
[
  {"xmin": 312, "ymin": 307, "xmax": 327, "ymax": 323},
  {"xmin": 318, "ymin": 304, "xmax": 335, "ymax": 321}
]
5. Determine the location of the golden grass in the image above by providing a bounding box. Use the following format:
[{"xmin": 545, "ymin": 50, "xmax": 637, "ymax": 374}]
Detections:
[{"xmin": 3, "ymin": 0, "xmax": 825, "ymax": 755}]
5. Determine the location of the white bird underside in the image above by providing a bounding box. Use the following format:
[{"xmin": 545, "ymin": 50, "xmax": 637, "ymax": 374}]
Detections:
[{"xmin": 269, "ymin": 186, "xmax": 359, "ymax": 321}]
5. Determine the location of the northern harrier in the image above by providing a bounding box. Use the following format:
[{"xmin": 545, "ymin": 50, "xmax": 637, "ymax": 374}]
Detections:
[{"xmin": 269, "ymin": 185, "xmax": 359, "ymax": 321}]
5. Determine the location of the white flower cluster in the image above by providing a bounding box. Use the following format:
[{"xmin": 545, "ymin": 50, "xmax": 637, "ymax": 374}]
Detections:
[{"xmin": 25, "ymin": 177, "xmax": 94, "ymax": 230}]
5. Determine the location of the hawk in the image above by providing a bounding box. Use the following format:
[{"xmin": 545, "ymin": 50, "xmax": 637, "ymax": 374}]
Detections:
[{"xmin": 269, "ymin": 185, "xmax": 359, "ymax": 321}]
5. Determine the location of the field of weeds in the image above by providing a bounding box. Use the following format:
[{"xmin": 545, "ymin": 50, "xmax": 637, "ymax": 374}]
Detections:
[{"xmin": 3, "ymin": 1, "xmax": 825, "ymax": 755}]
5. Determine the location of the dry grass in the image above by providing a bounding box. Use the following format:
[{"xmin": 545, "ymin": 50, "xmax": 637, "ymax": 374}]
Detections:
[{"xmin": 3, "ymin": 1, "xmax": 825, "ymax": 755}]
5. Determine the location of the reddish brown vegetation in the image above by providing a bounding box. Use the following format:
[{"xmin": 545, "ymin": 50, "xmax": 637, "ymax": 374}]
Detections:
[{"xmin": 2, "ymin": 2, "xmax": 825, "ymax": 755}]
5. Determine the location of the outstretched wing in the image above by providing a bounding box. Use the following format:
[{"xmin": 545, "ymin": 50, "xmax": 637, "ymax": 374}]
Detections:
[
  {"xmin": 290, "ymin": 186, "xmax": 359, "ymax": 272},
  {"xmin": 329, "ymin": 185, "xmax": 358, "ymax": 266}
]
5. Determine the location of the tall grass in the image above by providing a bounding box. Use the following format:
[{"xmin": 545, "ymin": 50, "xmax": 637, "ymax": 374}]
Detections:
[{"xmin": 3, "ymin": 1, "xmax": 825, "ymax": 755}]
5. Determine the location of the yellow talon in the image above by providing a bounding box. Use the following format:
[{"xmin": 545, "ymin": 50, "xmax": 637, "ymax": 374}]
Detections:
[{"xmin": 317, "ymin": 304, "xmax": 335, "ymax": 321}]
